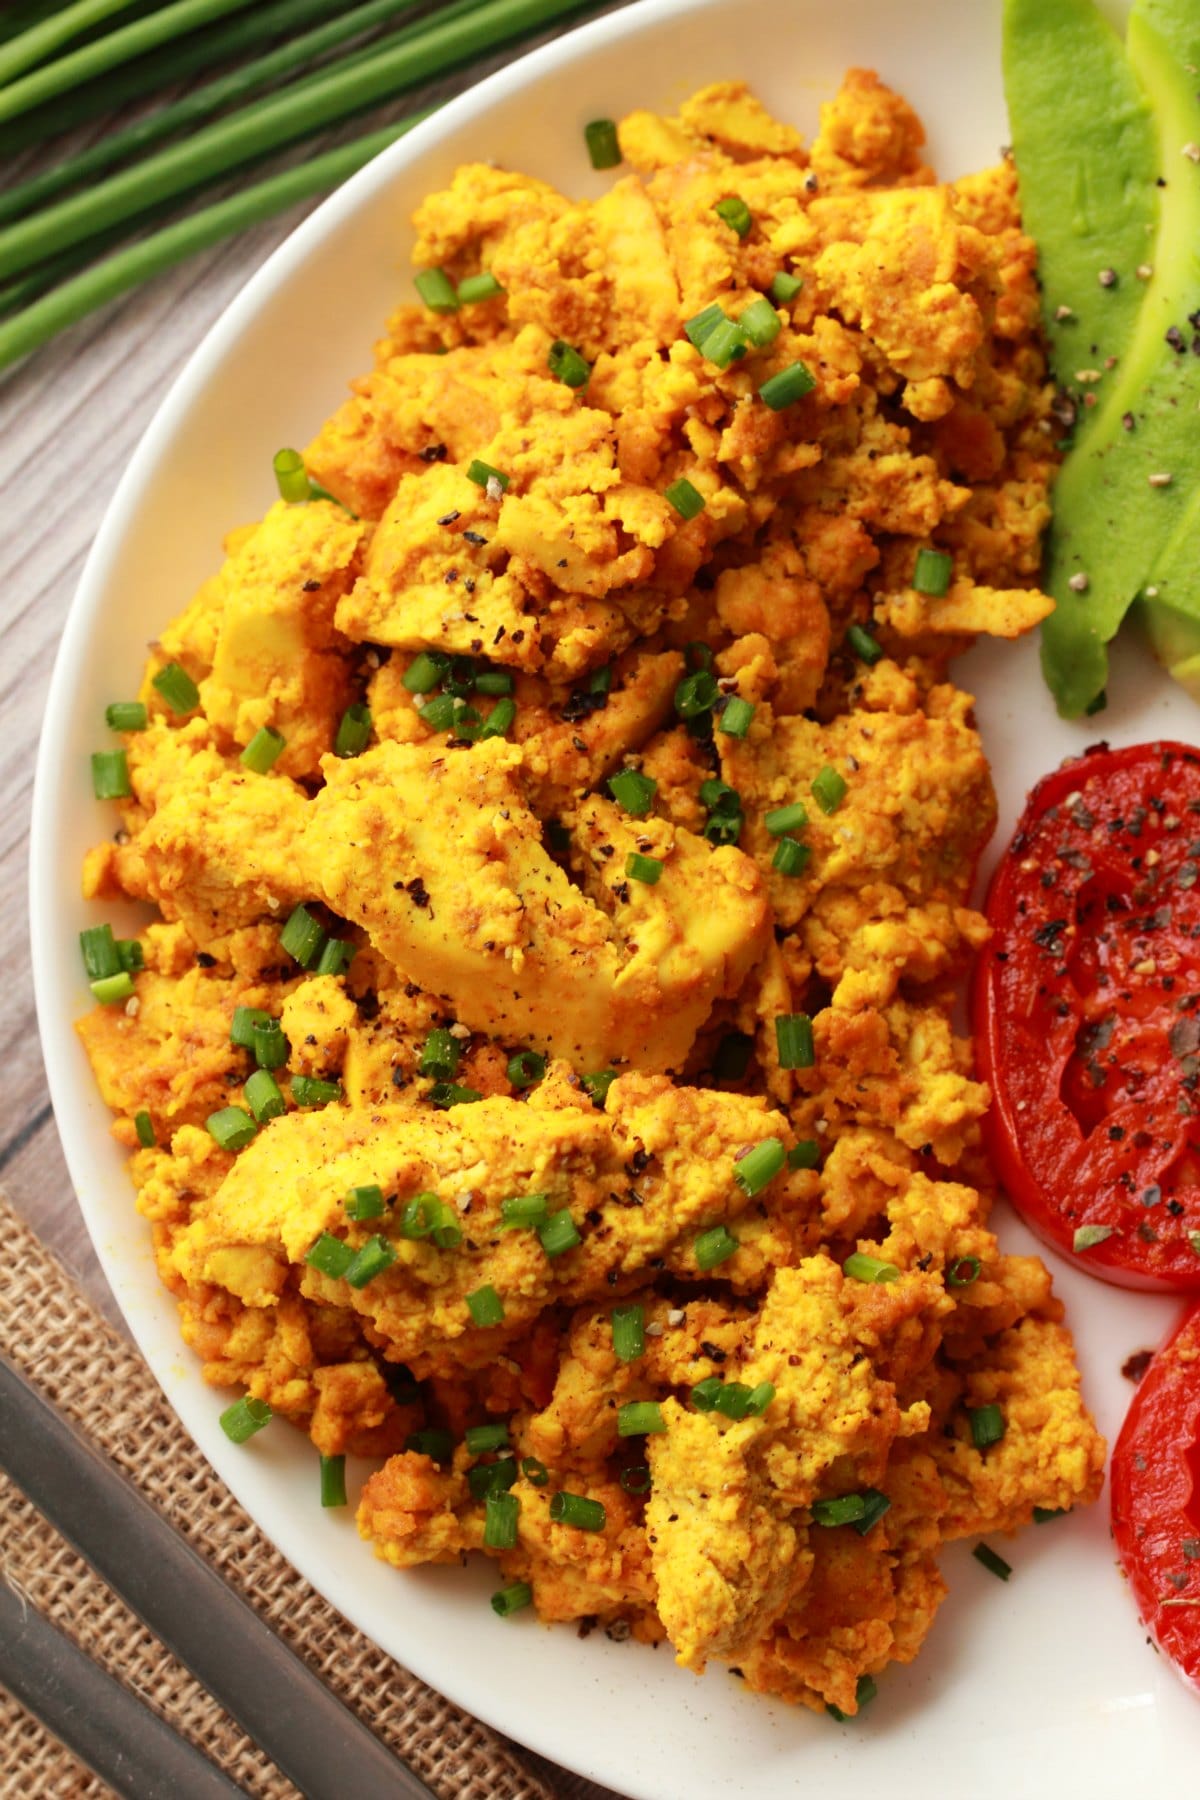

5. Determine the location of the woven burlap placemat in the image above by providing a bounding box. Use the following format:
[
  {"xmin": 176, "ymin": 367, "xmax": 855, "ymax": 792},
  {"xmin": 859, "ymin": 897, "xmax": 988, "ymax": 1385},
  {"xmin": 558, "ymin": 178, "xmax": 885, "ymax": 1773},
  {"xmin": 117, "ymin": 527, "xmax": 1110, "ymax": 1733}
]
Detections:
[{"xmin": 0, "ymin": 1190, "xmax": 593, "ymax": 1800}]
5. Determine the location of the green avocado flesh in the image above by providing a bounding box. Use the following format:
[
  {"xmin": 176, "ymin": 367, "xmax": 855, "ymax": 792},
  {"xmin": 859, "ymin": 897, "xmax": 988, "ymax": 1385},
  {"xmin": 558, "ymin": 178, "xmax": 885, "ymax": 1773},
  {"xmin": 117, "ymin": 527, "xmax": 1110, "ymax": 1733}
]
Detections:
[{"xmin": 1005, "ymin": 0, "xmax": 1200, "ymax": 717}]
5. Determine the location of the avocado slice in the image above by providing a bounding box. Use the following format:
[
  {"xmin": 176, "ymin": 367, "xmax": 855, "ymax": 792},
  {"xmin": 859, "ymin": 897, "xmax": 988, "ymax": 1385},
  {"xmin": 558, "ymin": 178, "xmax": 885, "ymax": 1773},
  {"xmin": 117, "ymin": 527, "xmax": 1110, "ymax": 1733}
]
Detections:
[{"xmin": 1005, "ymin": 0, "xmax": 1200, "ymax": 717}]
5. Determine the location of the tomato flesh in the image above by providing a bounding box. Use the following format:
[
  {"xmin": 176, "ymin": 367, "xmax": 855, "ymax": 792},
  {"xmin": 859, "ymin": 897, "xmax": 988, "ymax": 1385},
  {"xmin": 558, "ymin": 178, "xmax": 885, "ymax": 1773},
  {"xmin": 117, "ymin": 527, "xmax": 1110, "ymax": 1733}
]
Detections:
[
  {"xmin": 973, "ymin": 740, "xmax": 1200, "ymax": 1290},
  {"xmin": 1111, "ymin": 1302, "xmax": 1200, "ymax": 1692}
]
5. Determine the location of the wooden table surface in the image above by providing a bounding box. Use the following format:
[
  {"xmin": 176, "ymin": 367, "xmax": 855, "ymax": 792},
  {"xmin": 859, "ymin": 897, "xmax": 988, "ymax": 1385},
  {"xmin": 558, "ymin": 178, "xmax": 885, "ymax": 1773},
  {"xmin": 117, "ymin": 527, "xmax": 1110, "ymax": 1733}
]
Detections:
[{"xmin": 0, "ymin": 7, "xmax": 628, "ymax": 1793}]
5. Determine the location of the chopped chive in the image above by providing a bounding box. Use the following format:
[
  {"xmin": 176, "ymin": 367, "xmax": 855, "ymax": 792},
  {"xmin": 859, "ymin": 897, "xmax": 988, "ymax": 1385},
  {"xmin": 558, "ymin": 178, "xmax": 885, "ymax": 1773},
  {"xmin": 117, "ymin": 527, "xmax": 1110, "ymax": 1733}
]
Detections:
[
  {"xmin": 714, "ymin": 195, "xmax": 752, "ymax": 238},
  {"xmin": 251, "ymin": 1018, "xmax": 287, "ymax": 1070},
  {"xmin": 466, "ymin": 459, "xmax": 509, "ymax": 493},
  {"xmin": 1033, "ymin": 1506, "xmax": 1067, "ymax": 1524},
  {"xmin": 467, "ymin": 1459, "xmax": 518, "ymax": 1501},
  {"xmin": 738, "ymin": 295, "xmax": 781, "ymax": 347},
  {"xmin": 428, "ymin": 1200, "xmax": 463, "ymax": 1249},
  {"xmin": 772, "ymin": 836, "xmax": 810, "ymax": 877},
  {"xmin": 346, "ymin": 1184, "xmax": 385, "ymax": 1222},
  {"xmin": 758, "ymin": 361, "xmax": 816, "ymax": 410},
  {"xmin": 320, "ymin": 1453, "xmax": 347, "ymax": 1508},
  {"xmin": 618, "ymin": 1401, "xmax": 666, "ymax": 1437},
  {"xmin": 491, "ymin": 1580, "xmax": 533, "ymax": 1617},
  {"xmin": 538, "ymin": 1209, "xmax": 582, "ymax": 1259},
  {"xmin": 91, "ymin": 749, "xmax": 131, "ymax": 800},
  {"xmin": 625, "ymin": 852, "xmax": 663, "ymax": 885},
  {"xmin": 946, "ymin": 1254, "xmax": 981, "ymax": 1288},
  {"xmin": 230, "ymin": 1006, "xmax": 271, "ymax": 1050},
  {"xmin": 151, "ymin": 661, "xmax": 200, "ymax": 715},
  {"xmin": 273, "ymin": 447, "xmax": 309, "ymax": 502},
  {"xmin": 788, "ymin": 1139, "xmax": 821, "ymax": 1170},
  {"xmin": 522, "ymin": 1456, "xmax": 549, "ymax": 1486},
  {"xmin": 80, "ymin": 924, "xmax": 120, "ymax": 981},
  {"xmin": 674, "ymin": 669, "xmax": 719, "ymax": 718},
  {"xmin": 695, "ymin": 1224, "xmax": 739, "ymax": 1271},
  {"xmin": 280, "ymin": 903, "xmax": 326, "ymax": 969},
  {"xmin": 290, "ymin": 1075, "xmax": 342, "ymax": 1109},
  {"xmin": 775, "ymin": 1013, "xmax": 815, "ymax": 1070},
  {"xmin": 769, "ymin": 270, "xmax": 804, "ymax": 305},
  {"xmin": 584, "ymin": 116, "xmax": 621, "ymax": 169},
  {"xmin": 588, "ymin": 663, "xmax": 613, "ymax": 697},
  {"xmin": 973, "ymin": 1542, "xmax": 1012, "ymax": 1581},
  {"xmin": 846, "ymin": 624, "xmax": 883, "ymax": 666},
  {"xmin": 206, "ymin": 1106, "xmax": 257, "ymax": 1152},
  {"xmin": 713, "ymin": 1030, "xmax": 752, "ymax": 1081},
  {"xmin": 968, "ymin": 1403, "xmax": 1006, "ymax": 1450},
  {"xmin": 745, "ymin": 1382, "xmax": 776, "ymax": 1417},
  {"xmin": 684, "ymin": 301, "xmax": 726, "ymax": 348},
  {"xmin": 90, "ymin": 971, "xmax": 135, "ymax": 1005},
  {"xmin": 913, "ymin": 547, "xmax": 953, "ymax": 596},
  {"xmin": 620, "ymin": 1463, "xmax": 652, "ymax": 1495},
  {"xmin": 480, "ymin": 696, "xmax": 516, "ymax": 740},
  {"xmin": 704, "ymin": 811, "xmax": 743, "ymax": 847},
  {"xmin": 843, "ymin": 1252, "xmax": 900, "ymax": 1285},
  {"xmin": 827, "ymin": 1674, "xmax": 877, "ymax": 1722},
  {"xmin": 314, "ymin": 936, "xmax": 354, "ymax": 978},
  {"xmin": 580, "ymin": 1070, "xmax": 616, "ymax": 1106},
  {"xmin": 244, "ymin": 1068, "xmax": 286, "ymax": 1125},
  {"xmin": 474, "ymin": 668, "xmax": 514, "ymax": 696},
  {"xmin": 405, "ymin": 1429, "xmax": 454, "ymax": 1463},
  {"xmin": 240, "ymin": 725, "xmax": 286, "ymax": 772},
  {"xmin": 548, "ymin": 339, "xmax": 591, "ymax": 388},
  {"xmin": 429, "ymin": 1081, "xmax": 483, "ymax": 1109},
  {"xmin": 506, "ymin": 1049, "xmax": 546, "ymax": 1090},
  {"xmin": 403, "ymin": 651, "xmax": 448, "ymax": 694},
  {"xmin": 665, "ymin": 477, "xmax": 705, "ymax": 520},
  {"xmin": 690, "ymin": 1377, "xmax": 724, "ymax": 1412},
  {"xmin": 765, "ymin": 802, "xmax": 808, "ymax": 836},
  {"xmin": 501, "ymin": 1192, "xmax": 549, "ymax": 1228},
  {"xmin": 465, "ymin": 1422, "xmax": 509, "ymax": 1455},
  {"xmin": 1073, "ymin": 1224, "xmax": 1115, "ymax": 1252},
  {"xmin": 345, "ymin": 1234, "xmax": 396, "ymax": 1289},
  {"xmin": 607, "ymin": 767, "xmax": 657, "ymax": 816},
  {"xmin": 714, "ymin": 1382, "xmax": 759, "ymax": 1420},
  {"xmin": 611, "ymin": 1303, "xmax": 645, "ymax": 1363},
  {"xmin": 717, "ymin": 695, "xmax": 755, "ymax": 738},
  {"xmin": 334, "ymin": 702, "xmax": 372, "ymax": 757},
  {"xmin": 116, "ymin": 939, "xmax": 143, "ymax": 973},
  {"xmin": 219, "ymin": 1395, "xmax": 272, "ymax": 1444},
  {"xmin": 443, "ymin": 654, "xmax": 477, "ymax": 693},
  {"xmin": 418, "ymin": 693, "xmax": 457, "ymax": 732},
  {"xmin": 467, "ymin": 1284, "xmax": 505, "ymax": 1328},
  {"xmin": 305, "ymin": 1232, "xmax": 354, "ymax": 1279},
  {"xmin": 457, "ymin": 270, "xmax": 504, "ymax": 304},
  {"xmin": 414, "ymin": 266, "xmax": 459, "ymax": 313},
  {"xmin": 105, "ymin": 700, "xmax": 147, "ymax": 732},
  {"xmin": 734, "ymin": 1138, "xmax": 785, "ymax": 1196},
  {"xmin": 398, "ymin": 1194, "xmax": 438, "ymax": 1240},
  {"xmin": 702, "ymin": 317, "xmax": 749, "ymax": 370},
  {"xmin": 484, "ymin": 1490, "xmax": 520, "ymax": 1550},
  {"xmin": 134, "ymin": 1109, "xmax": 155, "ymax": 1148},
  {"xmin": 549, "ymin": 1491, "xmax": 606, "ymax": 1532},
  {"xmin": 811, "ymin": 765, "xmax": 847, "ymax": 814},
  {"xmin": 419, "ymin": 1027, "xmax": 461, "ymax": 1081},
  {"xmin": 685, "ymin": 642, "xmax": 714, "ymax": 672}
]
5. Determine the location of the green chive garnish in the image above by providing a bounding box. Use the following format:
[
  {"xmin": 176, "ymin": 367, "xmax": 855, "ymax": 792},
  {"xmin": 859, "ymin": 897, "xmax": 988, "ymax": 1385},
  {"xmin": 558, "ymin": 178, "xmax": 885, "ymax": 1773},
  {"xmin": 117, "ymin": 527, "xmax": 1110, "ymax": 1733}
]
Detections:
[
  {"xmin": 457, "ymin": 270, "xmax": 504, "ymax": 304},
  {"xmin": 769, "ymin": 271, "xmax": 804, "ymax": 305},
  {"xmin": 827, "ymin": 1674, "xmax": 877, "ymax": 1721},
  {"xmin": 620, "ymin": 1464, "xmax": 652, "ymax": 1495},
  {"xmin": 244, "ymin": 1068, "xmax": 286, "ymax": 1124},
  {"xmin": 625, "ymin": 852, "xmax": 663, "ymax": 885},
  {"xmin": 788, "ymin": 1139, "xmax": 820, "ymax": 1170},
  {"xmin": 428, "ymin": 1081, "xmax": 482, "ymax": 1109},
  {"xmin": 695, "ymin": 1224, "xmax": 739, "ymax": 1271},
  {"xmin": 811, "ymin": 1489, "xmax": 892, "ymax": 1532},
  {"xmin": 403, "ymin": 652, "xmax": 447, "ymax": 695},
  {"xmin": 674, "ymin": 670, "xmax": 719, "ymax": 718},
  {"xmin": 219, "ymin": 1396, "xmax": 272, "ymax": 1444},
  {"xmin": 549, "ymin": 1491, "xmax": 606, "ymax": 1531},
  {"xmin": 491, "ymin": 1581, "xmax": 533, "ymax": 1617},
  {"xmin": 484, "ymin": 1490, "xmax": 520, "ymax": 1550},
  {"xmin": 702, "ymin": 317, "xmax": 748, "ymax": 370},
  {"xmin": 758, "ymin": 361, "xmax": 816, "ymax": 410},
  {"xmin": 665, "ymin": 477, "xmax": 705, "ymax": 520},
  {"xmin": 607, "ymin": 768, "xmax": 657, "ymax": 816},
  {"xmin": 240, "ymin": 725, "xmax": 286, "ymax": 772},
  {"xmin": 775, "ymin": 1013, "xmax": 815, "ymax": 1069},
  {"xmin": 548, "ymin": 339, "xmax": 591, "ymax": 388},
  {"xmin": 314, "ymin": 937, "xmax": 354, "ymax": 977},
  {"xmin": 843, "ymin": 1252, "xmax": 900, "ymax": 1285},
  {"xmin": 772, "ymin": 836, "xmax": 810, "ymax": 877},
  {"xmin": 765, "ymin": 802, "xmax": 808, "ymax": 836},
  {"xmin": 500, "ymin": 1192, "xmax": 550, "ymax": 1229},
  {"xmin": 320, "ymin": 1453, "xmax": 347, "ymax": 1508},
  {"xmin": 585, "ymin": 117, "xmax": 621, "ymax": 169},
  {"xmin": 414, "ymin": 266, "xmax": 459, "ymax": 313},
  {"xmin": 738, "ymin": 295, "xmax": 781, "ymax": 347},
  {"xmin": 733, "ymin": 1138, "xmax": 785, "ymax": 1196},
  {"xmin": 417, "ymin": 692, "xmax": 455, "ymax": 733},
  {"xmin": 80, "ymin": 924, "xmax": 120, "ymax": 981},
  {"xmin": 474, "ymin": 668, "xmax": 514, "ymax": 695},
  {"xmin": 116, "ymin": 939, "xmax": 143, "ymax": 973},
  {"xmin": 290, "ymin": 1075, "xmax": 343, "ymax": 1109},
  {"xmin": 465, "ymin": 1423, "xmax": 509, "ymax": 1455},
  {"xmin": 429, "ymin": 1200, "xmax": 464, "ymax": 1249},
  {"xmin": 480, "ymin": 696, "xmax": 516, "ymax": 740},
  {"xmin": 617, "ymin": 1401, "xmax": 666, "ymax": 1437},
  {"xmin": 684, "ymin": 302, "xmax": 725, "ymax": 349},
  {"xmin": 134, "ymin": 1109, "xmax": 155, "ymax": 1148},
  {"xmin": 689, "ymin": 1378, "xmax": 723, "ymax": 1412},
  {"xmin": 580, "ymin": 1070, "xmax": 616, "ymax": 1106},
  {"xmin": 467, "ymin": 1284, "xmax": 505, "ymax": 1328},
  {"xmin": 419, "ymin": 1027, "xmax": 461, "ymax": 1081},
  {"xmin": 973, "ymin": 1542, "xmax": 1012, "ymax": 1581},
  {"xmin": 745, "ymin": 1382, "xmax": 776, "ymax": 1417},
  {"xmin": 230, "ymin": 1005, "xmax": 270, "ymax": 1050},
  {"xmin": 717, "ymin": 696, "xmax": 755, "ymax": 738},
  {"xmin": 280, "ymin": 904, "xmax": 326, "ymax": 968},
  {"xmin": 714, "ymin": 195, "xmax": 752, "ymax": 238},
  {"xmin": 1033, "ymin": 1506, "xmax": 1067, "ymax": 1524},
  {"xmin": 251, "ymin": 1018, "xmax": 287, "ymax": 1070},
  {"xmin": 468, "ymin": 1460, "xmax": 517, "ymax": 1501},
  {"xmin": 345, "ymin": 1234, "xmax": 395, "ymax": 1289},
  {"xmin": 846, "ymin": 624, "xmax": 882, "ymax": 666},
  {"xmin": 811, "ymin": 765, "xmax": 847, "ymax": 814},
  {"xmin": 273, "ymin": 447, "xmax": 310, "ymax": 502},
  {"xmin": 398, "ymin": 1195, "xmax": 437, "ymax": 1240},
  {"xmin": 405, "ymin": 1429, "xmax": 454, "ymax": 1463},
  {"xmin": 522, "ymin": 1456, "xmax": 549, "ymax": 1486},
  {"xmin": 913, "ymin": 548, "xmax": 953, "ymax": 596},
  {"xmin": 334, "ymin": 702, "xmax": 371, "ymax": 757},
  {"xmin": 968, "ymin": 1403, "xmax": 1006, "ymax": 1449},
  {"xmin": 506, "ymin": 1049, "xmax": 546, "ymax": 1090},
  {"xmin": 612, "ymin": 1304, "xmax": 645, "ymax": 1364},
  {"xmin": 946, "ymin": 1254, "xmax": 981, "ymax": 1288},
  {"xmin": 151, "ymin": 662, "xmax": 200, "ymax": 715},
  {"xmin": 346, "ymin": 1184, "xmax": 385, "ymax": 1222},
  {"xmin": 206, "ymin": 1106, "xmax": 257, "ymax": 1151},
  {"xmin": 305, "ymin": 1232, "xmax": 354, "ymax": 1279},
  {"xmin": 466, "ymin": 459, "xmax": 509, "ymax": 493},
  {"xmin": 105, "ymin": 701, "xmax": 147, "ymax": 732},
  {"xmin": 538, "ymin": 1209, "xmax": 582, "ymax": 1259},
  {"xmin": 90, "ymin": 971, "xmax": 135, "ymax": 1006}
]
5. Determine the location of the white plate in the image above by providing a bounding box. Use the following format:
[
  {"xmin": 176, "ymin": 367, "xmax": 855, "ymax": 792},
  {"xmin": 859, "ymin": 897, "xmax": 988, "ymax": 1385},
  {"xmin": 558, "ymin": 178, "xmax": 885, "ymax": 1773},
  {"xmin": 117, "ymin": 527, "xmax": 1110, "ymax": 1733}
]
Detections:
[{"xmin": 30, "ymin": 1, "xmax": 1200, "ymax": 1794}]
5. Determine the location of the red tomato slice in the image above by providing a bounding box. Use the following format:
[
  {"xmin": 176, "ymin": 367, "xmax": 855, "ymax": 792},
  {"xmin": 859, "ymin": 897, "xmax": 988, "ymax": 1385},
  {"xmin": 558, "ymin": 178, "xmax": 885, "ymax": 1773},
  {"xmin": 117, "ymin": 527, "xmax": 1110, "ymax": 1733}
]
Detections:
[
  {"xmin": 1111, "ymin": 1302, "xmax": 1200, "ymax": 1692},
  {"xmin": 973, "ymin": 740, "xmax": 1200, "ymax": 1291}
]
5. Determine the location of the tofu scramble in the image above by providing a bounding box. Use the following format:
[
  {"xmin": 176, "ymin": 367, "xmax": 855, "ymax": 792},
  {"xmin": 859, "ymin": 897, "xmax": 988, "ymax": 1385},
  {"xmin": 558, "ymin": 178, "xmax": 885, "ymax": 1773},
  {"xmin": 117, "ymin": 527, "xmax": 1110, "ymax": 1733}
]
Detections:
[{"xmin": 78, "ymin": 71, "xmax": 1105, "ymax": 1717}]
